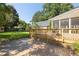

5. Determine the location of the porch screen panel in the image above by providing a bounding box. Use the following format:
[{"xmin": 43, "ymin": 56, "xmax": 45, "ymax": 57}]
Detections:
[
  {"xmin": 61, "ymin": 19, "xmax": 69, "ymax": 33},
  {"xmin": 71, "ymin": 18, "xmax": 79, "ymax": 28},
  {"xmin": 71, "ymin": 18, "xmax": 79, "ymax": 33},
  {"xmin": 61, "ymin": 19, "xmax": 69, "ymax": 28},
  {"xmin": 53, "ymin": 20, "xmax": 59, "ymax": 29}
]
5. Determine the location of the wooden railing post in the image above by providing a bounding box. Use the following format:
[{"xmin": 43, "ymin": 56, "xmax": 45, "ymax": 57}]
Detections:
[
  {"xmin": 69, "ymin": 18, "xmax": 71, "ymax": 34},
  {"xmin": 62, "ymin": 28, "xmax": 64, "ymax": 43},
  {"xmin": 59, "ymin": 20, "xmax": 61, "ymax": 34}
]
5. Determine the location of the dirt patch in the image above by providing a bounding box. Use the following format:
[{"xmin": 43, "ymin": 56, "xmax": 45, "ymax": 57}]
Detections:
[{"xmin": 0, "ymin": 38, "xmax": 74, "ymax": 56}]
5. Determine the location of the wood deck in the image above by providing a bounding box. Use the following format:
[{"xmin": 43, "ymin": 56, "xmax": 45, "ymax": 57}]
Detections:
[{"xmin": 30, "ymin": 28, "xmax": 79, "ymax": 44}]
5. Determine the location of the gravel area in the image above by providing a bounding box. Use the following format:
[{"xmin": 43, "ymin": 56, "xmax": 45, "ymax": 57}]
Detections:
[{"xmin": 0, "ymin": 38, "xmax": 74, "ymax": 56}]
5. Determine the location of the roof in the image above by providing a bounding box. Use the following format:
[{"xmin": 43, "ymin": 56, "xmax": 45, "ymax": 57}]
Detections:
[
  {"xmin": 36, "ymin": 20, "xmax": 49, "ymax": 27},
  {"xmin": 49, "ymin": 7, "xmax": 79, "ymax": 20},
  {"xmin": 35, "ymin": 8, "xmax": 79, "ymax": 27}
]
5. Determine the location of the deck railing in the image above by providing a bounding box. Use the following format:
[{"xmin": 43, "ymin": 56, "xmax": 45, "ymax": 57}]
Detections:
[{"xmin": 30, "ymin": 28, "xmax": 79, "ymax": 43}]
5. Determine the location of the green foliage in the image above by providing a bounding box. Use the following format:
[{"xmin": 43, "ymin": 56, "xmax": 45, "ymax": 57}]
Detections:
[
  {"xmin": 4, "ymin": 5, "xmax": 19, "ymax": 31},
  {"xmin": 73, "ymin": 42, "xmax": 79, "ymax": 50},
  {"xmin": 32, "ymin": 11, "xmax": 47, "ymax": 22},
  {"xmin": 17, "ymin": 20, "xmax": 30, "ymax": 31},
  {"xmin": 0, "ymin": 32, "xmax": 30, "ymax": 42},
  {"xmin": 72, "ymin": 42, "xmax": 79, "ymax": 55},
  {"xmin": 0, "ymin": 3, "xmax": 19, "ymax": 31},
  {"xmin": 0, "ymin": 3, "xmax": 10, "ymax": 26},
  {"xmin": 32, "ymin": 3, "xmax": 73, "ymax": 22}
]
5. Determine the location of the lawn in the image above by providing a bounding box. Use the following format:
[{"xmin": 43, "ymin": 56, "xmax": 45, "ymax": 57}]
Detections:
[{"xmin": 0, "ymin": 32, "xmax": 30, "ymax": 42}]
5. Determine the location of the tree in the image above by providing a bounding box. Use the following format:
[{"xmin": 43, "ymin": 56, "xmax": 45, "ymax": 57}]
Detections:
[
  {"xmin": 0, "ymin": 3, "xmax": 19, "ymax": 31},
  {"xmin": 59, "ymin": 4, "xmax": 73, "ymax": 14},
  {"xmin": 43, "ymin": 3, "xmax": 73, "ymax": 19},
  {"xmin": 0, "ymin": 3, "xmax": 11, "ymax": 27},
  {"xmin": 4, "ymin": 5, "xmax": 19, "ymax": 31},
  {"xmin": 17, "ymin": 20, "xmax": 29, "ymax": 31},
  {"xmin": 32, "ymin": 11, "xmax": 47, "ymax": 22},
  {"xmin": 32, "ymin": 3, "xmax": 74, "ymax": 22}
]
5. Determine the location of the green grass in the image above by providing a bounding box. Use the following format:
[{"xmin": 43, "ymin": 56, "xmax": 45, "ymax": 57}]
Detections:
[
  {"xmin": 73, "ymin": 43, "xmax": 79, "ymax": 50},
  {"xmin": 72, "ymin": 42, "xmax": 79, "ymax": 55},
  {"xmin": 0, "ymin": 32, "xmax": 30, "ymax": 42}
]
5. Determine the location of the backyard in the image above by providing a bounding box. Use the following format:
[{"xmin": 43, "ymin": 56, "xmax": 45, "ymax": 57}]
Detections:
[
  {"xmin": 0, "ymin": 37, "xmax": 74, "ymax": 56},
  {"xmin": 0, "ymin": 31, "xmax": 76, "ymax": 56},
  {"xmin": 0, "ymin": 3, "xmax": 79, "ymax": 56}
]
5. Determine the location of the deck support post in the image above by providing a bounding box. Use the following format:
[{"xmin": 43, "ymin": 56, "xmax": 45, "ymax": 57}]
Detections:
[{"xmin": 69, "ymin": 18, "xmax": 71, "ymax": 34}]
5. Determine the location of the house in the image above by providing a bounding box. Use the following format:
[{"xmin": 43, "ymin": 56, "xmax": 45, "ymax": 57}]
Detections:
[
  {"xmin": 49, "ymin": 7, "xmax": 79, "ymax": 30},
  {"xmin": 49, "ymin": 7, "xmax": 79, "ymax": 41},
  {"xmin": 34, "ymin": 7, "xmax": 79, "ymax": 42}
]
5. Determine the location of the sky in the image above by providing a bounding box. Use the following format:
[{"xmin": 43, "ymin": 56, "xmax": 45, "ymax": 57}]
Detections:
[
  {"xmin": 11, "ymin": 3, "xmax": 43, "ymax": 23},
  {"xmin": 11, "ymin": 3, "xmax": 79, "ymax": 23}
]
